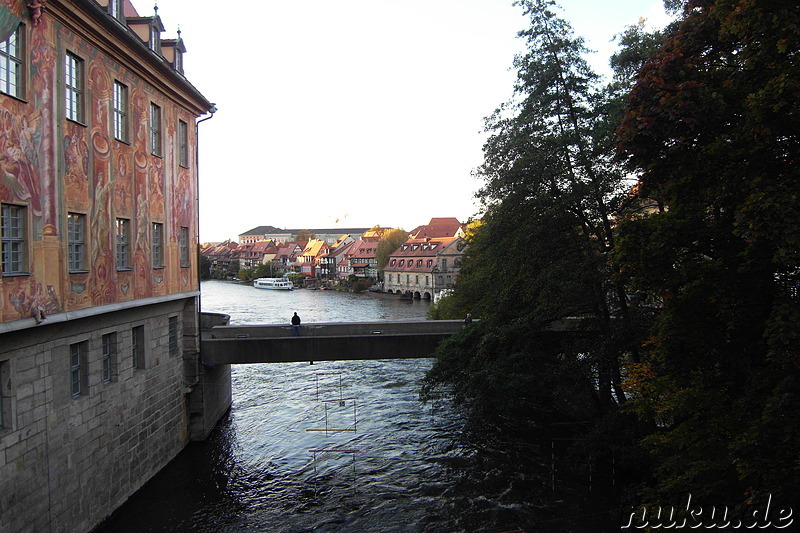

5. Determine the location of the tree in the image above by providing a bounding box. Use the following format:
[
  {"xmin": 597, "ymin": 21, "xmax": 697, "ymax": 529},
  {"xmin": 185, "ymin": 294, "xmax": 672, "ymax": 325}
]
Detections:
[
  {"xmin": 294, "ymin": 229, "xmax": 315, "ymax": 242},
  {"xmin": 424, "ymin": 0, "xmax": 639, "ymax": 423},
  {"xmin": 616, "ymin": 0, "xmax": 800, "ymax": 506},
  {"xmin": 375, "ymin": 228, "xmax": 408, "ymax": 276},
  {"xmin": 199, "ymin": 255, "xmax": 211, "ymax": 280},
  {"xmin": 227, "ymin": 259, "xmax": 240, "ymax": 277}
]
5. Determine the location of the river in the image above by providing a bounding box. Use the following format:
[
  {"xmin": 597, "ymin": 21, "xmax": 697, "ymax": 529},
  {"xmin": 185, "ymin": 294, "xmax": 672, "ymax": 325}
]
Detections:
[{"xmin": 95, "ymin": 281, "xmax": 596, "ymax": 532}]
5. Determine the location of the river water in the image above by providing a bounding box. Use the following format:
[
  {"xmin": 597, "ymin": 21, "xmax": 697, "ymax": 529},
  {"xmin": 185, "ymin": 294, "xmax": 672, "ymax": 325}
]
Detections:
[{"xmin": 96, "ymin": 281, "xmax": 590, "ymax": 533}]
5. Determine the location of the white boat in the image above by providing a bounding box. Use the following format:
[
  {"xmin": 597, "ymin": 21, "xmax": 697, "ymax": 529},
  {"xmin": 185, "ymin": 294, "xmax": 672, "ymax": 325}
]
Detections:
[{"xmin": 253, "ymin": 277, "xmax": 294, "ymax": 290}]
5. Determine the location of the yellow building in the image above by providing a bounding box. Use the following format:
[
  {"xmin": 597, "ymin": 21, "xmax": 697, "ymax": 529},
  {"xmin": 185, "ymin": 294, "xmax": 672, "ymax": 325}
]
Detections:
[{"xmin": 0, "ymin": 1, "xmax": 216, "ymax": 531}]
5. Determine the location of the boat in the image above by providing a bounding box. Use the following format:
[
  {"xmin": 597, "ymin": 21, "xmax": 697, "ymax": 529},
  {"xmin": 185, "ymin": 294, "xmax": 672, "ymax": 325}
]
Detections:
[{"xmin": 253, "ymin": 277, "xmax": 294, "ymax": 290}]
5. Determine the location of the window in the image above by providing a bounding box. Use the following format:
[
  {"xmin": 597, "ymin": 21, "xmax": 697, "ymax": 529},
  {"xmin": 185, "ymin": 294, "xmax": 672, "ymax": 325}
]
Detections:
[
  {"xmin": 1, "ymin": 204, "xmax": 26, "ymax": 275},
  {"xmin": 70, "ymin": 341, "xmax": 87, "ymax": 397},
  {"xmin": 102, "ymin": 332, "xmax": 117, "ymax": 383},
  {"xmin": 180, "ymin": 226, "xmax": 189, "ymax": 266},
  {"xmin": 149, "ymin": 23, "xmax": 160, "ymax": 53},
  {"xmin": 168, "ymin": 316, "xmax": 179, "ymax": 356},
  {"xmin": 67, "ymin": 213, "xmax": 85, "ymax": 271},
  {"xmin": 132, "ymin": 325, "xmax": 145, "ymax": 369},
  {"xmin": 0, "ymin": 360, "xmax": 9, "ymax": 429},
  {"xmin": 150, "ymin": 103, "xmax": 162, "ymax": 156},
  {"xmin": 417, "ymin": 259, "xmax": 422, "ymax": 267},
  {"xmin": 116, "ymin": 218, "xmax": 130, "ymax": 269},
  {"xmin": 442, "ymin": 259, "xmax": 448, "ymax": 269},
  {"xmin": 178, "ymin": 120, "xmax": 188, "ymax": 167},
  {"xmin": 112, "ymin": 81, "xmax": 128, "ymax": 142},
  {"xmin": 152, "ymin": 222, "xmax": 164, "ymax": 267},
  {"xmin": 0, "ymin": 24, "xmax": 23, "ymax": 98},
  {"xmin": 108, "ymin": 0, "xmax": 123, "ymax": 20},
  {"xmin": 65, "ymin": 52, "xmax": 84, "ymax": 122}
]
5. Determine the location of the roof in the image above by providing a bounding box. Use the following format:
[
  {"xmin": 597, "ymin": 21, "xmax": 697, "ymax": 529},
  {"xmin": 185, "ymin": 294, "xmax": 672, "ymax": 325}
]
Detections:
[
  {"xmin": 346, "ymin": 237, "xmax": 379, "ymax": 259},
  {"xmin": 389, "ymin": 237, "xmax": 457, "ymax": 259},
  {"xmin": 240, "ymin": 225, "xmax": 286, "ymax": 236},
  {"xmin": 251, "ymin": 240, "xmax": 277, "ymax": 253},
  {"xmin": 302, "ymin": 239, "xmax": 329, "ymax": 257},
  {"xmin": 409, "ymin": 217, "xmax": 465, "ymax": 239}
]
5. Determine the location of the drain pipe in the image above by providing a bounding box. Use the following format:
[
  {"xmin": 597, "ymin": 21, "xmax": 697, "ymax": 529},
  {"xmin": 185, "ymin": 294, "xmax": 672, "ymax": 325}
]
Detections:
[{"xmin": 195, "ymin": 104, "xmax": 216, "ymax": 341}]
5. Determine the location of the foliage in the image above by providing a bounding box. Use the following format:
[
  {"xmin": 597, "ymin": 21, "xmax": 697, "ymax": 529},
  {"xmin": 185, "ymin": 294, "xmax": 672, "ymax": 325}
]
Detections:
[
  {"xmin": 375, "ymin": 228, "xmax": 408, "ymax": 275},
  {"xmin": 294, "ymin": 229, "xmax": 315, "ymax": 242},
  {"xmin": 616, "ymin": 0, "xmax": 800, "ymax": 506},
  {"xmin": 427, "ymin": 290, "xmax": 461, "ymax": 320},
  {"xmin": 227, "ymin": 259, "xmax": 240, "ymax": 276},
  {"xmin": 424, "ymin": 0, "xmax": 643, "ymax": 425},
  {"xmin": 199, "ymin": 255, "xmax": 211, "ymax": 280},
  {"xmin": 253, "ymin": 262, "xmax": 278, "ymax": 279}
]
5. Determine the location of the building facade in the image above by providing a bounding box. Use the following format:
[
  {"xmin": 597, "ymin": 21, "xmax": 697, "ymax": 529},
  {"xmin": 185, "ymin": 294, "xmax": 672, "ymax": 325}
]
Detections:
[
  {"xmin": 0, "ymin": 0, "xmax": 215, "ymax": 531},
  {"xmin": 383, "ymin": 237, "xmax": 466, "ymax": 299}
]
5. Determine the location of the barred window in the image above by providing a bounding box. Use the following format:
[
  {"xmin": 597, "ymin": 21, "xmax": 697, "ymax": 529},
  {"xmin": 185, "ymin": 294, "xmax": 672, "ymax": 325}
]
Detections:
[
  {"xmin": 70, "ymin": 342, "xmax": 87, "ymax": 397},
  {"xmin": 132, "ymin": 325, "xmax": 145, "ymax": 370},
  {"xmin": 102, "ymin": 332, "xmax": 117, "ymax": 383}
]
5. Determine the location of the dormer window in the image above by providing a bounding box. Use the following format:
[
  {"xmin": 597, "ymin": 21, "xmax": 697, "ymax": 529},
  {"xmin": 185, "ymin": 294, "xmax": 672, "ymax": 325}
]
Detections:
[
  {"xmin": 150, "ymin": 24, "xmax": 160, "ymax": 53},
  {"xmin": 108, "ymin": 0, "xmax": 123, "ymax": 21}
]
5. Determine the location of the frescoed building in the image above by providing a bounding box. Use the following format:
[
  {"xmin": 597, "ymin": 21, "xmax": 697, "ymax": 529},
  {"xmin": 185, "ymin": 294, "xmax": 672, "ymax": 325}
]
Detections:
[{"xmin": 0, "ymin": 1, "xmax": 215, "ymax": 531}]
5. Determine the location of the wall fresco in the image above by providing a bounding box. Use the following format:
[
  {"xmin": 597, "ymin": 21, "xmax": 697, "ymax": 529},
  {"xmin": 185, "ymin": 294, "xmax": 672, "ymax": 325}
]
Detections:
[{"xmin": 1, "ymin": 2, "xmax": 200, "ymax": 323}]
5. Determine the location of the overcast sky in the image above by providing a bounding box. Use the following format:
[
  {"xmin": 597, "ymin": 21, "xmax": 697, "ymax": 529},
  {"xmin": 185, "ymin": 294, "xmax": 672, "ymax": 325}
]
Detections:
[{"xmin": 147, "ymin": 0, "xmax": 670, "ymax": 242}]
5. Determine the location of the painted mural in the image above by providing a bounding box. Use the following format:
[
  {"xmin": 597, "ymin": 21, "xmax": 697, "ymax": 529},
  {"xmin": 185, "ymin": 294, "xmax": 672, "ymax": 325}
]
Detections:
[{"xmin": 1, "ymin": 0, "xmax": 200, "ymax": 323}]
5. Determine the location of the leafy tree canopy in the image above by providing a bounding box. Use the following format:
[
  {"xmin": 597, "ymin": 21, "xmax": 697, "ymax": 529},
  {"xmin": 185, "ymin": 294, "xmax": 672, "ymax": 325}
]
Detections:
[
  {"xmin": 616, "ymin": 0, "xmax": 800, "ymax": 506},
  {"xmin": 375, "ymin": 228, "xmax": 408, "ymax": 273}
]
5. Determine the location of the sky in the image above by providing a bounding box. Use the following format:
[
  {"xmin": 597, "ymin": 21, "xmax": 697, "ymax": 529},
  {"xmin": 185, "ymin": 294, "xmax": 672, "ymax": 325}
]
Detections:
[{"xmin": 146, "ymin": 0, "xmax": 671, "ymax": 243}]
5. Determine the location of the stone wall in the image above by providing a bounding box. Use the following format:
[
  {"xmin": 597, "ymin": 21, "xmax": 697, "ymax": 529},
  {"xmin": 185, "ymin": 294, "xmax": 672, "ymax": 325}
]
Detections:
[{"xmin": 0, "ymin": 297, "xmax": 199, "ymax": 533}]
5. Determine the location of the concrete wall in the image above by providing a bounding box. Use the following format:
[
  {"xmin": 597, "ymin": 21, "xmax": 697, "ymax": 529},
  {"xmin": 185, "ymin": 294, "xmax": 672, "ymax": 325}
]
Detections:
[
  {"xmin": 202, "ymin": 320, "xmax": 469, "ymax": 364},
  {"xmin": 0, "ymin": 297, "xmax": 199, "ymax": 533}
]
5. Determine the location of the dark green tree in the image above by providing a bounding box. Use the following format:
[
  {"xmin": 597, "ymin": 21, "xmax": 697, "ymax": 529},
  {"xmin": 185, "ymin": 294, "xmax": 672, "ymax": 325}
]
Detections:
[
  {"xmin": 616, "ymin": 0, "xmax": 800, "ymax": 507},
  {"xmin": 199, "ymin": 255, "xmax": 211, "ymax": 280},
  {"xmin": 424, "ymin": 0, "xmax": 640, "ymax": 422}
]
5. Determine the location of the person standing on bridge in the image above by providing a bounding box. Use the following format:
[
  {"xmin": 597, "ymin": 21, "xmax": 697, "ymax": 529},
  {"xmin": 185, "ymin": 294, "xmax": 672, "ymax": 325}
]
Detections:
[{"xmin": 291, "ymin": 312, "xmax": 301, "ymax": 336}]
